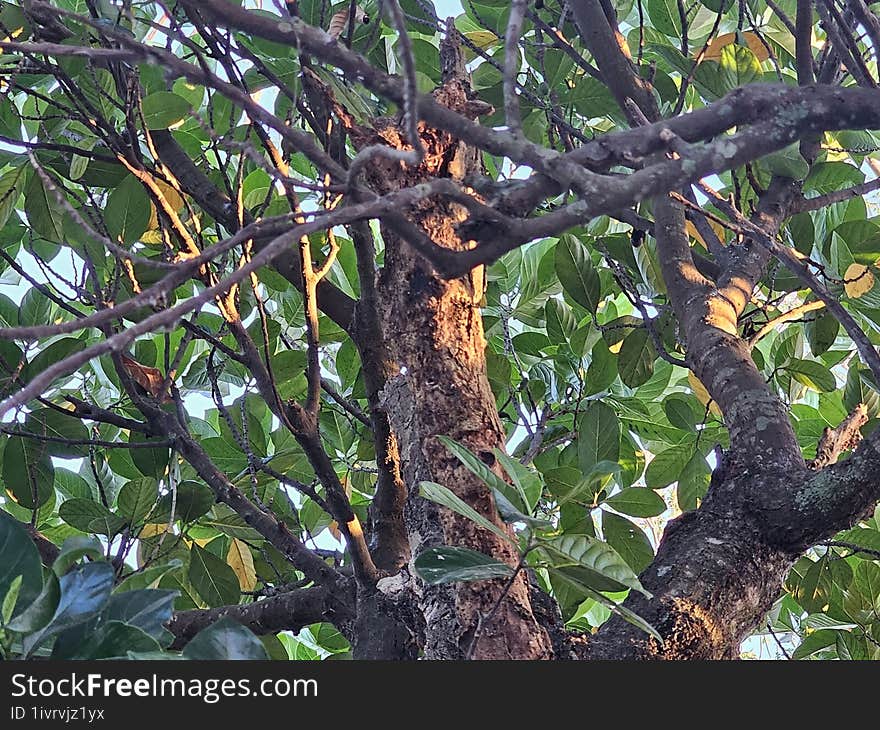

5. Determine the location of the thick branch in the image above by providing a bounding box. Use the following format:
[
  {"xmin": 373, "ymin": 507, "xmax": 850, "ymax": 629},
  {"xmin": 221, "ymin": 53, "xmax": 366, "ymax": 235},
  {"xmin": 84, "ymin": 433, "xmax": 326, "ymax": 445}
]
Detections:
[
  {"xmin": 759, "ymin": 413, "xmax": 880, "ymax": 551},
  {"xmin": 654, "ymin": 194, "xmax": 804, "ymax": 472},
  {"xmin": 569, "ymin": 0, "xmax": 658, "ymax": 118},
  {"xmin": 165, "ymin": 585, "xmax": 353, "ymax": 649}
]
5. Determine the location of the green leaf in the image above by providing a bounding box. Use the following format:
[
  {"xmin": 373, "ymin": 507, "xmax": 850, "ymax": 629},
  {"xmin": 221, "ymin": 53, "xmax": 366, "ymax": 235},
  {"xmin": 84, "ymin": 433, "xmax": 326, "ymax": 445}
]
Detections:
[
  {"xmin": 717, "ymin": 44, "xmax": 762, "ymax": 91},
  {"xmin": 699, "ymin": 0, "xmax": 734, "ymax": 12},
  {"xmin": 413, "ymin": 546, "xmax": 515, "ymax": 585},
  {"xmin": 787, "ymin": 359, "xmax": 837, "ymax": 392},
  {"xmin": 6, "ymin": 572, "xmax": 60, "ymax": 634},
  {"xmin": 805, "ymin": 310, "xmax": 839, "ymax": 356},
  {"xmin": 577, "ymin": 401, "xmax": 620, "ymax": 473},
  {"xmin": 437, "ymin": 435, "xmax": 525, "ymax": 513},
  {"xmin": 118, "ymin": 477, "xmax": 160, "ymax": 523},
  {"xmin": 116, "ymin": 559, "xmax": 183, "ymax": 593},
  {"xmin": 49, "ymin": 586, "xmax": 177, "ymax": 657},
  {"xmin": 555, "ymin": 234, "xmax": 601, "ymax": 314},
  {"xmin": 22, "ymin": 408, "xmax": 89, "ymax": 458},
  {"xmin": 60, "ymin": 621, "xmax": 162, "ymax": 659},
  {"xmin": 493, "ymin": 449, "xmax": 542, "ymax": 512},
  {"xmin": 183, "ymin": 617, "xmax": 269, "ymax": 659},
  {"xmin": 155, "ymin": 480, "xmax": 216, "ymax": 524},
  {"xmin": 21, "ymin": 337, "xmax": 86, "ymax": 386},
  {"xmin": 618, "ymin": 328, "xmax": 655, "ymax": 388},
  {"xmin": 52, "ymin": 536, "xmax": 103, "ymax": 576},
  {"xmin": 553, "ymin": 575, "xmax": 663, "ymax": 642},
  {"xmin": 554, "ymin": 461, "xmax": 619, "ymax": 506},
  {"xmin": 101, "ymin": 589, "xmax": 177, "ymax": 641},
  {"xmin": 3, "ymin": 436, "xmax": 55, "ymax": 509},
  {"xmin": 648, "ymin": 0, "xmax": 682, "ymax": 37},
  {"xmin": 17, "ymin": 287, "xmax": 52, "ymax": 329},
  {"xmin": 677, "ymin": 451, "xmax": 712, "ymax": 511},
  {"xmin": 141, "ymin": 91, "xmax": 191, "ymax": 129},
  {"xmin": 419, "ymin": 481, "xmax": 513, "ymax": 544},
  {"xmin": 602, "ymin": 512, "xmax": 654, "ymax": 573},
  {"xmin": 491, "ymin": 486, "xmax": 553, "ymax": 530},
  {"xmin": 645, "ymin": 441, "xmax": 696, "ymax": 489},
  {"xmin": 545, "ymin": 297, "xmax": 576, "ymax": 344},
  {"xmin": 1, "ymin": 574, "xmax": 21, "ymax": 625},
  {"xmin": 603, "ymin": 487, "xmax": 667, "ymax": 518},
  {"xmin": 663, "ymin": 393, "xmax": 701, "ymax": 431},
  {"xmin": 59, "ymin": 499, "xmax": 127, "ymax": 536},
  {"xmin": 0, "ymin": 166, "xmax": 24, "ymax": 230},
  {"xmin": 792, "ymin": 629, "xmax": 838, "ymax": 660},
  {"xmin": 586, "ymin": 339, "xmax": 618, "ymax": 394},
  {"xmin": 24, "ymin": 171, "xmax": 64, "ymax": 242},
  {"xmin": 539, "ymin": 534, "xmax": 650, "ymax": 596},
  {"xmin": 105, "ymin": 174, "xmax": 151, "ymax": 244},
  {"xmin": 845, "ymin": 364, "xmax": 880, "ymax": 418},
  {"xmin": 569, "ymin": 77, "xmax": 619, "ymax": 119},
  {"xmin": 188, "ymin": 543, "xmax": 240, "ymax": 608},
  {"xmin": 307, "ymin": 622, "xmax": 350, "ymax": 654},
  {"xmin": 805, "ymin": 161, "xmax": 864, "ymax": 195},
  {"xmin": 763, "ymin": 144, "xmax": 810, "ymax": 180},
  {"xmin": 130, "ymin": 432, "xmax": 170, "ymax": 479}
]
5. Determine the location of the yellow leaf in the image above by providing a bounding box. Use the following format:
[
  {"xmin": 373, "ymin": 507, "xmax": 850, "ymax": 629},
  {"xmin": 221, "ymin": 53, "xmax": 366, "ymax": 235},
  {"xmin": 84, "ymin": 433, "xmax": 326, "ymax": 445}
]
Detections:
[
  {"xmin": 146, "ymin": 180, "xmax": 185, "ymax": 230},
  {"xmin": 139, "ymin": 523, "xmax": 168, "ymax": 539},
  {"xmin": 328, "ymin": 521, "xmax": 342, "ymax": 541},
  {"xmin": 702, "ymin": 32, "xmax": 770, "ymax": 62},
  {"xmin": 137, "ymin": 523, "xmax": 172, "ymax": 568},
  {"xmin": 685, "ymin": 219, "xmax": 727, "ymax": 250},
  {"xmin": 464, "ymin": 30, "xmax": 498, "ymax": 50},
  {"xmin": 140, "ymin": 229, "xmax": 165, "ymax": 245},
  {"xmin": 688, "ymin": 371, "xmax": 723, "ymax": 418},
  {"xmin": 844, "ymin": 263, "xmax": 875, "ymax": 298},
  {"xmin": 227, "ymin": 538, "xmax": 257, "ymax": 592}
]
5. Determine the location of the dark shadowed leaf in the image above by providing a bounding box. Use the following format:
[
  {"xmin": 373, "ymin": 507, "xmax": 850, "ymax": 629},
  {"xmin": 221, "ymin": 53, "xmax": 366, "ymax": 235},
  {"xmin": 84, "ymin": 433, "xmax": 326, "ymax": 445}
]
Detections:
[
  {"xmin": 183, "ymin": 617, "xmax": 269, "ymax": 660},
  {"xmin": 0, "ymin": 511, "xmax": 44, "ymax": 621},
  {"xmin": 413, "ymin": 546, "xmax": 514, "ymax": 585},
  {"xmin": 23, "ymin": 562, "xmax": 114, "ymax": 657}
]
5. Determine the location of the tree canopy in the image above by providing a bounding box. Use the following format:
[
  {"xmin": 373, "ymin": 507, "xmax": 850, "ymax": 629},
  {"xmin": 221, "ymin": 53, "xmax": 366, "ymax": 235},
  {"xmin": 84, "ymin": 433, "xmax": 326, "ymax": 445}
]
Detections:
[{"xmin": 1, "ymin": 0, "xmax": 880, "ymax": 660}]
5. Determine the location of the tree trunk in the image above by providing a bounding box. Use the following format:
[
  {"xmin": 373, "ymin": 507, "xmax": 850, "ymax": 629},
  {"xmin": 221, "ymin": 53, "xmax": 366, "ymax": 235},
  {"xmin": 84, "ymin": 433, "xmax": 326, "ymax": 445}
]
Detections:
[{"xmin": 346, "ymin": 72, "xmax": 551, "ymax": 660}]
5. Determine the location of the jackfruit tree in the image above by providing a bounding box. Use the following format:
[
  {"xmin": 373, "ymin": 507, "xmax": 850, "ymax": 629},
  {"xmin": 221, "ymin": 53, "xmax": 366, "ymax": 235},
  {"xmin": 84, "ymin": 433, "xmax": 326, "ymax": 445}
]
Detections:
[{"xmin": 1, "ymin": 0, "xmax": 880, "ymax": 661}]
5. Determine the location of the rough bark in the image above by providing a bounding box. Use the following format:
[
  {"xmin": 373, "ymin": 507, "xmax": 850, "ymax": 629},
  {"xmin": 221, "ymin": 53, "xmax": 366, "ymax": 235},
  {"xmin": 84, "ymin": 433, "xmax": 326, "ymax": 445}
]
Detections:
[
  {"xmin": 583, "ymin": 499, "xmax": 795, "ymax": 659},
  {"xmin": 345, "ymin": 37, "xmax": 552, "ymax": 660}
]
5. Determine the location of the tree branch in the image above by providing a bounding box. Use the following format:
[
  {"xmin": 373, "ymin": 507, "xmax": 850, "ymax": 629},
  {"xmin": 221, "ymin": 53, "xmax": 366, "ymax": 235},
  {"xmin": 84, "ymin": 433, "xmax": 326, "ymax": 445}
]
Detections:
[
  {"xmin": 165, "ymin": 585, "xmax": 353, "ymax": 649},
  {"xmin": 808, "ymin": 404, "xmax": 869, "ymax": 470}
]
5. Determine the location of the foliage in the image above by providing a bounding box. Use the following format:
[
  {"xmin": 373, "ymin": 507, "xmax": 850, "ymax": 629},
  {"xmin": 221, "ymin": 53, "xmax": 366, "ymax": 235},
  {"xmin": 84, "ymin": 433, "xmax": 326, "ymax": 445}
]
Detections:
[{"xmin": 0, "ymin": 0, "xmax": 879, "ymax": 659}]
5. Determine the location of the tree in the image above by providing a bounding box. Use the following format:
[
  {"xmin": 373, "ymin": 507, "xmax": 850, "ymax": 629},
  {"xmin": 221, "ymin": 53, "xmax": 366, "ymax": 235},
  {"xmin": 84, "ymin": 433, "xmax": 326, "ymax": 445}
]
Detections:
[{"xmin": 1, "ymin": 0, "xmax": 880, "ymax": 661}]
